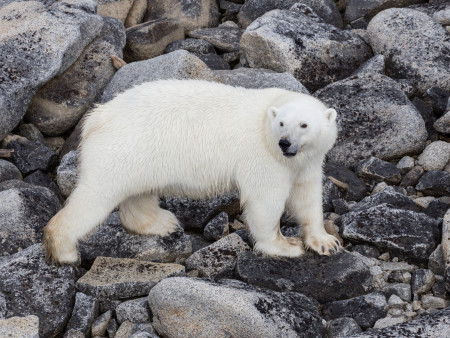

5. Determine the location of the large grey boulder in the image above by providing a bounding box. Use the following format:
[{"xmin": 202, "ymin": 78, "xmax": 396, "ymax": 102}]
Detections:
[
  {"xmin": 238, "ymin": 0, "xmax": 343, "ymax": 29},
  {"xmin": 25, "ymin": 17, "xmax": 126, "ymax": 136},
  {"xmin": 236, "ymin": 251, "xmax": 374, "ymax": 303},
  {"xmin": 315, "ymin": 73, "xmax": 427, "ymax": 168},
  {"xmin": 100, "ymin": 50, "xmax": 217, "ymax": 103},
  {"xmin": 213, "ymin": 68, "xmax": 309, "ymax": 93},
  {"xmin": 338, "ymin": 204, "xmax": 440, "ymax": 264},
  {"xmin": 0, "ymin": 186, "xmax": 60, "ymax": 256},
  {"xmin": 241, "ymin": 6, "xmax": 371, "ymax": 91},
  {"xmin": 0, "ymin": 0, "xmax": 103, "ymax": 140},
  {"xmin": 144, "ymin": 0, "xmax": 220, "ymax": 32},
  {"xmin": 78, "ymin": 212, "xmax": 192, "ymax": 263},
  {"xmin": 149, "ymin": 277, "xmax": 325, "ymax": 337},
  {"xmin": 367, "ymin": 8, "xmax": 450, "ymax": 94},
  {"xmin": 0, "ymin": 244, "xmax": 76, "ymax": 337}
]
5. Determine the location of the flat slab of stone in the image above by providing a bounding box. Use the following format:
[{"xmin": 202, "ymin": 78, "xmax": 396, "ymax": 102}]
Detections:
[
  {"xmin": 236, "ymin": 251, "xmax": 374, "ymax": 303},
  {"xmin": 338, "ymin": 204, "xmax": 440, "ymax": 264},
  {"xmin": 415, "ymin": 170, "xmax": 450, "ymax": 197},
  {"xmin": 149, "ymin": 277, "xmax": 325, "ymax": 337},
  {"xmin": 76, "ymin": 256, "xmax": 185, "ymax": 300}
]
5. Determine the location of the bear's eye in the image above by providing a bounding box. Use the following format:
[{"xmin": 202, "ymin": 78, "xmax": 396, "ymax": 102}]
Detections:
[
  {"xmin": 280, "ymin": 122, "xmax": 284, "ymax": 127},
  {"xmin": 301, "ymin": 123, "xmax": 308, "ymax": 128}
]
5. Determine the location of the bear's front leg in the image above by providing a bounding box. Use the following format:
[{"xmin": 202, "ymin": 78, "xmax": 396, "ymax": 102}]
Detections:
[
  {"xmin": 288, "ymin": 173, "xmax": 341, "ymax": 256},
  {"xmin": 242, "ymin": 180, "xmax": 305, "ymax": 258}
]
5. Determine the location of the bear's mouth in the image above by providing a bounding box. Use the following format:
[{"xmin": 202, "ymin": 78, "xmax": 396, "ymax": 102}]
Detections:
[{"xmin": 283, "ymin": 151, "xmax": 297, "ymax": 157}]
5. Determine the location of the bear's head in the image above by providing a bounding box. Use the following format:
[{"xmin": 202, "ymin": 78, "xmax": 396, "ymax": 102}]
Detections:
[{"xmin": 267, "ymin": 98, "xmax": 337, "ymax": 158}]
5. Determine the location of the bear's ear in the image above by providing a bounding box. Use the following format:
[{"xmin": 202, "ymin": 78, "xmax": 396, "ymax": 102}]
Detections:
[
  {"xmin": 325, "ymin": 108, "xmax": 337, "ymax": 122},
  {"xmin": 267, "ymin": 106, "xmax": 279, "ymax": 120}
]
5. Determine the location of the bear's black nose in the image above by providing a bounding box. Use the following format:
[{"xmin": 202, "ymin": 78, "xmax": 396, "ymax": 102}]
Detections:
[{"xmin": 279, "ymin": 139, "xmax": 291, "ymax": 152}]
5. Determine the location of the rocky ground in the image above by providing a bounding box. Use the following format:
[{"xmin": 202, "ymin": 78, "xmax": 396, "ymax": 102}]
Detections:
[{"xmin": 0, "ymin": 0, "xmax": 450, "ymax": 337}]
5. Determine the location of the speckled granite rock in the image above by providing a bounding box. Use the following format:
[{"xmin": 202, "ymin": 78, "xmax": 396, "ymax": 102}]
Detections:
[
  {"xmin": 0, "ymin": 185, "xmax": 60, "ymax": 256},
  {"xmin": 0, "ymin": 315, "xmax": 39, "ymax": 338},
  {"xmin": 149, "ymin": 277, "xmax": 324, "ymax": 337},
  {"xmin": 0, "ymin": 244, "xmax": 76, "ymax": 337}
]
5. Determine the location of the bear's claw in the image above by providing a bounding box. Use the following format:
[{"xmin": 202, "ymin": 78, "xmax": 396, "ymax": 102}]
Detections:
[{"xmin": 304, "ymin": 231, "xmax": 342, "ymax": 256}]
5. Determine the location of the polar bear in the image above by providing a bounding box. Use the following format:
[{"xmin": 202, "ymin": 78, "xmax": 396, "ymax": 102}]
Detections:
[{"xmin": 43, "ymin": 80, "xmax": 340, "ymax": 264}]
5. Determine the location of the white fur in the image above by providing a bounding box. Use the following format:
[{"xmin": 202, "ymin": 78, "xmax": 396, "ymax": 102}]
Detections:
[{"xmin": 43, "ymin": 80, "xmax": 339, "ymax": 264}]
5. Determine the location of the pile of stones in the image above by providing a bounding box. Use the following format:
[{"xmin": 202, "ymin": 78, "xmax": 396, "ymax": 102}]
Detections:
[{"xmin": 0, "ymin": 0, "xmax": 449, "ymax": 336}]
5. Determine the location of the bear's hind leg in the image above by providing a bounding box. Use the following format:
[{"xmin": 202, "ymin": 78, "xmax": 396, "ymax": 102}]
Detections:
[
  {"xmin": 119, "ymin": 194, "xmax": 179, "ymax": 236},
  {"xmin": 43, "ymin": 184, "xmax": 119, "ymax": 264}
]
